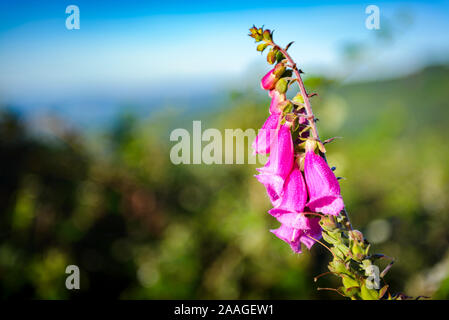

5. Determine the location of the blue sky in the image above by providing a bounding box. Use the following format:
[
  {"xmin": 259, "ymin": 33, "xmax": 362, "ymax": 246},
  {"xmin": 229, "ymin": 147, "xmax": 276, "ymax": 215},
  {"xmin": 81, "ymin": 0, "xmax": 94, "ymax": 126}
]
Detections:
[{"xmin": 0, "ymin": 0, "xmax": 448, "ymax": 123}]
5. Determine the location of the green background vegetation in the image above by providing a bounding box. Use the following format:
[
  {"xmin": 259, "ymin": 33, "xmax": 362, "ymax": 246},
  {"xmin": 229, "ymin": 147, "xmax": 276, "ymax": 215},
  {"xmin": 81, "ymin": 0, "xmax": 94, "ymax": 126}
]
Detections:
[{"xmin": 1, "ymin": 65, "xmax": 449, "ymax": 299}]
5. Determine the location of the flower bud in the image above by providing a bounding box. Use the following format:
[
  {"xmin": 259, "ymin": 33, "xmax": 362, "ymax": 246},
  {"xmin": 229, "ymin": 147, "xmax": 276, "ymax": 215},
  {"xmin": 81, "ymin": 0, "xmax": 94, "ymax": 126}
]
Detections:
[
  {"xmin": 263, "ymin": 29, "xmax": 272, "ymax": 42},
  {"xmin": 269, "ymin": 90, "xmax": 286, "ymax": 114},
  {"xmin": 273, "ymin": 63, "xmax": 286, "ymax": 77},
  {"xmin": 279, "ymin": 101, "xmax": 293, "ymax": 114},
  {"xmin": 320, "ymin": 216, "xmax": 337, "ymax": 232},
  {"xmin": 267, "ymin": 49, "xmax": 277, "ymax": 64},
  {"xmin": 284, "ymin": 112, "xmax": 297, "ymax": 124},
  {"xmin": 292, "ymin": 93, "xmax": 304, "ymax": 105},
  {"xmin": 249, "ymin": 26, "xmax": 258, "ymax": 35},
  {"xmin": 275, "ymin": 50, "xmax": 285, "ymax": 63},
  {"xmin": 349, "ymin": 230, "xmax": 364, "ymax": 243},
  {"xmin": 261, "ymin": 69, "xmax": 277, "ymax": 90},
  {"xmin": 305, "ymin": 139, "xmax": 317, "ymax": 153},
  {"xmin": 275, "ymin": 78, "xmax": 288, "ymax": 94},
  {"xmin": 257, "ymin": 43, "xmax": 269, "ymax": 52}
]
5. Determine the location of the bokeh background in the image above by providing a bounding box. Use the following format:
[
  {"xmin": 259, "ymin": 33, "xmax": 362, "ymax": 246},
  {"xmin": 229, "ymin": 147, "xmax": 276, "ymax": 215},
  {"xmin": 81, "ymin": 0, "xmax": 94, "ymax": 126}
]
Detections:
[{"xmin": 1, "ymin": 0, "xmax": 449, "ymax": 299}]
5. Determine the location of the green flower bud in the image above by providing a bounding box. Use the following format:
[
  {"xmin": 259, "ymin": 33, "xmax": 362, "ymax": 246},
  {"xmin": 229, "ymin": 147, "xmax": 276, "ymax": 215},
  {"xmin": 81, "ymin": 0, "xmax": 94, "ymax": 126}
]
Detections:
[
  {"xmin": 275, "ymin": 50, "xmax": 285, "ymax": 63},
  {"xmin": 281, "ymin": 101, "xmax": 293, "ymax": 113},
  {"xmin": 273, "ymin": 63, "xmax": 286, "ymax": 77},
  {"xmin": 292, "ymin": 93, "xmax": 304, "ymax": 104},
  {"xmin": 351, "ymin": 243, "xmax": 365, "ymax": 260},
  {"xmin": 263, "ymin": 29, "xmax": 272, "ymax": 42},
  {"xmin": 329, "ymin": 259, "xmax": 349, "ymax": 275},
  {"xmin": 257, "ymin": 43, "xmax": 269, "ymax": 52},
  {"xmin": 267, "ymin": 49, "xmax": 276, "ymax": 64},
  {"xmin": 320, "ymin": 216, "xmax": 337, "ymax": 231},
  {"xmin": 322, "ymin": 231, "xmax": 339, "ymax": 244},
  {"xmin": 249, "ymin": 26, "xmax": 258, "ymax": 35},
  {"xmin": 275, "ymin": 78, "xmax": 288, "ymax": 93},
  {"xmin": 349, "ymin": 230, "xmax": 364, "ymax": 243}
]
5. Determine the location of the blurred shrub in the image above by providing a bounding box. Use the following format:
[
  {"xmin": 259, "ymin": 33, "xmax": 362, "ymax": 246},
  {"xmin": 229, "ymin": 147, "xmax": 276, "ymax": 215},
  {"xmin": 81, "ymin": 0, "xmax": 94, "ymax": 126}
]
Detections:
[{"xmin": 1, "ymin": 65, "xmax": 449, "ymax": 299}]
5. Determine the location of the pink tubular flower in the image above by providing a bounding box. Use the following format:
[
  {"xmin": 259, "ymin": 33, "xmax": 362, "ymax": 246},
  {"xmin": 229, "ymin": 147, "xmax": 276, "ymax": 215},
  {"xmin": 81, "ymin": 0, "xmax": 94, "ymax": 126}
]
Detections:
[
  {"xmin": 260, "ymin": 69, "xmax": 277, "ymax": 90},
  {"xmin": 268, "ymin": 89, "xmax": 286, "ymax": 115},
  {"xmin": 304, "ymin": 149, "xmax": 344, "ymax": 216},
  {"xmin": 255, "ymin": 124, "xmax": 293, "ymax": 205},
  {"xmin": 251, "ymin": 114, "xmax": 280, "ymax": 154},
  {"xmin": 268, "ymin": 165, "xmax": 307, "ymax": 217},
  {"xmin": 271, "ymin": 217, "xmax": 322, "ymax": 253}
]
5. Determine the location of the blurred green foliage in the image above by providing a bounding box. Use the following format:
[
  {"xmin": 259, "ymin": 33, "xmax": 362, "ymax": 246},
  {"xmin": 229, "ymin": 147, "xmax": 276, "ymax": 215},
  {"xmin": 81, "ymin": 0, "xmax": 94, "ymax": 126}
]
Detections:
[{"xmin": 1, "ymin": 65, "xmax": 449, "ymax": 299}]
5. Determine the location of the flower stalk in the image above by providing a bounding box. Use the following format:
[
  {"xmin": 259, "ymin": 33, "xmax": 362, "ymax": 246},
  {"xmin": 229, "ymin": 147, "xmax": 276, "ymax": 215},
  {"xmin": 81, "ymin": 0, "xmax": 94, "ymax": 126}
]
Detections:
[{"xmin": 248, "ymin": 25, "xmax": 413, "ymax": 300}]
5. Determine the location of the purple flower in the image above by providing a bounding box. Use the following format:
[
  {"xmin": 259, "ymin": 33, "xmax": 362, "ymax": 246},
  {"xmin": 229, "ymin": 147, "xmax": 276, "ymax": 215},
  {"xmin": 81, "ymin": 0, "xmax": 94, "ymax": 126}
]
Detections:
[
  {"xmin": 269, "ymin": 89, "xmax": 286, "ymax": 115},
  {"xmin": 255, "ymin": 124, "xmax": 293, "ymax": 205},
  {"xmin": 252, "ymin": 114, "xmax": 281, "ymax": 154},
  {"xmin": 268, "ymin": 165, "xmax": 307, "ymax": 217},
  {"xmin": 304, "ymin": 148, "xmax": 344, "ymax": 216},
  {"xmin": 260, "ymin": 69, "xmax": 277, "ymax": 90},
  {"xmin": 271, "ymin": 217, "xmax": 322, "ymax": 253}
]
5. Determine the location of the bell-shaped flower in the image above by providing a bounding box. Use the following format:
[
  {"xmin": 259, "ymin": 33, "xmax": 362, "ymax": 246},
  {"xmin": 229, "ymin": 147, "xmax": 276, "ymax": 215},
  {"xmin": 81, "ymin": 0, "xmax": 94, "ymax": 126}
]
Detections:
[
  {"xmin": 270, "ymin": 217, "xmax": 322, "ymax": 253},
  {"xmin": 260, "ymin": 69, "xmax": 277, "ymax": 90},
  {"xmin": 268, "ymin": 89, "xmax": 286, "ymax": 115},
  {"xmin": 255, "ymin": 124, "xmax": 293, "ymax": 205},
  {"xmin": 251, "ymin": 114, "xmax": 280, "ymax": 154},
  {"xmin": 304, "ymin": 143, "xmax": 344, "ymax": 216},
  {"xmin": 268, "ymin": 164, "xmax": 307, "ymax": 217}
]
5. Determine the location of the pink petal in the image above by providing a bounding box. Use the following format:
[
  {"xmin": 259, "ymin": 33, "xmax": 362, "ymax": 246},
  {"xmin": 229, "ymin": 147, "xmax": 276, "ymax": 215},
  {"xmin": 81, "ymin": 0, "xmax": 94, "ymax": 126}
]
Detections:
[
  {"xmin": 257, "ymin": 124, "xmax": 293, "ymax": 179},
  {"xmin": 272, "ymin": 213, "xmax": 309, "ymax": 229},
  {"xmin": 299, "ymin": 217, "xmax": 322, "ymax": 250},
  {"xmin": 269, "ymin": 90, "xmax": 286, "ymax": 115},
  {"xmin": 307, "ymin": 195, "xmax": 344, "ymax": 216},
  {"xmin": 270, "ymin": 218, "xmax": 322, "ymax": 253},
  {"xmin": 260, "ymin": 69, "xmax": 277, "ymax": 90},
  {"xmin": 255, "ymin": 173, "xmax": 284, "ymax": 205},
  {"xmin": 270, "ymin": 224, "xmax": 302, "ymax": 253},
  {"xmin": 255, "ymin": 124, "xmax": 293, "ymax": 204},
  {"xmin": 252, "ymin": 114, "xmax": 280, "ymax": 154},
  {"xmin": 304, "ymin": 151, "xmax": 344, "ymax": 216},
  {"xmin": 268, "ymin": 165, "xmax": 307, "ymax": 216}
]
